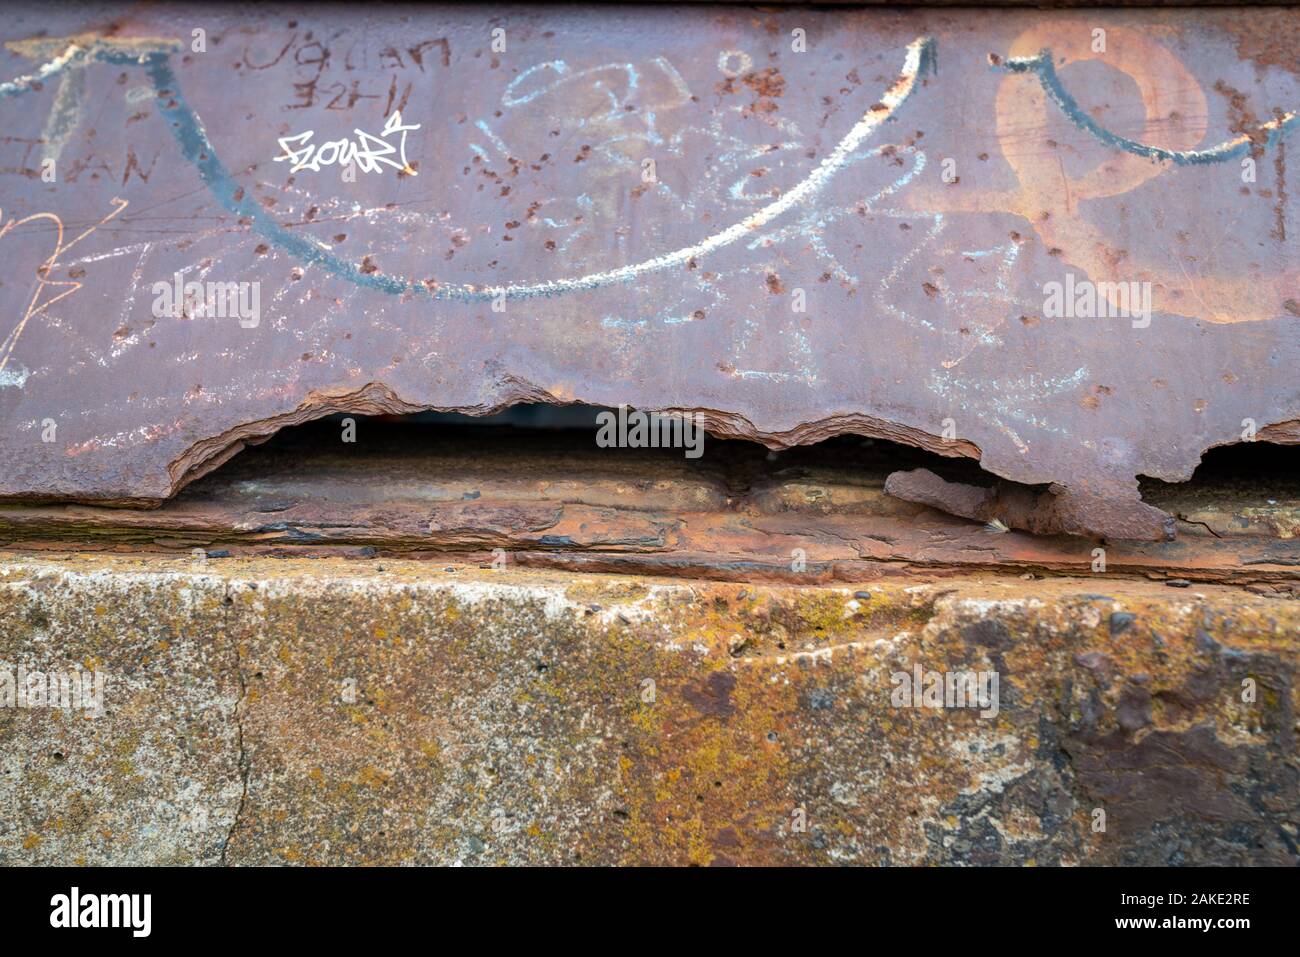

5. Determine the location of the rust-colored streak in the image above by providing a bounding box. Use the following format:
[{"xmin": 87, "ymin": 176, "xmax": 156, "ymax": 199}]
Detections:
[{"xmin": 1, "ymin": 429, "xmax": 1296, "ymax": 594}]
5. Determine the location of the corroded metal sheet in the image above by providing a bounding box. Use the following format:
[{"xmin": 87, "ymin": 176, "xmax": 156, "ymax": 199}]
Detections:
[{"xmin": 1, "ymin": 5, "xmax": 1298, "ymax": 539}]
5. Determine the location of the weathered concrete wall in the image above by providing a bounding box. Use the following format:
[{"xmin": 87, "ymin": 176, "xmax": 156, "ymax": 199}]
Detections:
[{"xmin": 1, "ymin": 554, "xmax": 1295, "ymax": 865}]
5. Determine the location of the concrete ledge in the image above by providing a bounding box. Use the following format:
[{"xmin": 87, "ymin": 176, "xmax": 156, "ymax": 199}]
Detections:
[{"xmin": 1, "ymin": 554, "xmax": 1296, "ymax": 865}]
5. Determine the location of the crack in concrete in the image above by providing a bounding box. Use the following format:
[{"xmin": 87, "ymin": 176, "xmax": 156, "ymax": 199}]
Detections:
[{"xmin": 219, "ymin": 580, "xmax": 250, "ymax": 867}]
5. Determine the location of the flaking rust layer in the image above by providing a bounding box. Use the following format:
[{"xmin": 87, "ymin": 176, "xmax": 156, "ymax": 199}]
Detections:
[{"xmin": 1, "ymin": 5, "xmax": 1298, "ymax": 540}]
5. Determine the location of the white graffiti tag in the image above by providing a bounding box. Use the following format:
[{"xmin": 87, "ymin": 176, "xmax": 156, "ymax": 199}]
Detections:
[{"xmin": 273, "ymin": 110, "xmax": 421, "ymax": 175}]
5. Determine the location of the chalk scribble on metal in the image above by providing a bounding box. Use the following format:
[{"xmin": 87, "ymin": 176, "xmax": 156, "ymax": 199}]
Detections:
[{"xmin": 0, "ymin": 7, "xmax": 1297, "ymax": 542}]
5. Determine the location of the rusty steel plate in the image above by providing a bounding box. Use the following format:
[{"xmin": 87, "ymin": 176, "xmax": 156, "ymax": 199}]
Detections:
[{"xmin": 1, "ymin": 5, "xmax": 1298, "ymax": 539}]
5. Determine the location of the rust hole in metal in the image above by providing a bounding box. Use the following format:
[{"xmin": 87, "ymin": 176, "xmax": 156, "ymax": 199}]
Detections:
[{"xmin": 1, "ymin": 407, "xmax": 1297, "ymax": 593}]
